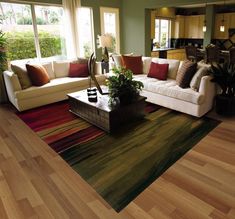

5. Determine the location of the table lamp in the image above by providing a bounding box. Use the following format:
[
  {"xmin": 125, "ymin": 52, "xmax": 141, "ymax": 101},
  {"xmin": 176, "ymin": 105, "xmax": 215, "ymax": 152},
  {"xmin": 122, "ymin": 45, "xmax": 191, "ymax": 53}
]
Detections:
[{"xmin": 97, "ymin": 34, "xmax": 113, "ymax": 74}]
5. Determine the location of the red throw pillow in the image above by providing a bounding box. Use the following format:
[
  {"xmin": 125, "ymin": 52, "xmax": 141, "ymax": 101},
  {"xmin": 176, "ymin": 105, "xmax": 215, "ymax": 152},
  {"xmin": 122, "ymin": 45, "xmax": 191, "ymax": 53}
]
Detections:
[
  {"xmin": 148, "ymin": 62, "xmax": 169, "ymax": 80},
  {"xmin": 26, "ymin": 64, "xmax": 50, "ymax": 86},
  {"xmin": 68, "ymin": 63, "xmax": 89, "ymax": 77},
  {"xmin": 121, "ymin": 55, "xmax": 143, "ymax": 74}
]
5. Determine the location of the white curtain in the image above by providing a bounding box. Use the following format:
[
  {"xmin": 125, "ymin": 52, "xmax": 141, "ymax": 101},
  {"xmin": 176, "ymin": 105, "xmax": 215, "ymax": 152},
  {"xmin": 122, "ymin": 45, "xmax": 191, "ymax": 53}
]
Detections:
[{"xmin": 62, "ymin": 0, "xmax": 81, "ymax": 59}]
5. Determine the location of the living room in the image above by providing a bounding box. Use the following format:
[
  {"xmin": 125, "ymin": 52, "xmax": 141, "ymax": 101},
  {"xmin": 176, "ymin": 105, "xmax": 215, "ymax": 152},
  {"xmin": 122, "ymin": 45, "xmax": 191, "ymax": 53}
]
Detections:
[{"xmin": 0, "ymin": 0, "xmax": 235, "ymax": 218}]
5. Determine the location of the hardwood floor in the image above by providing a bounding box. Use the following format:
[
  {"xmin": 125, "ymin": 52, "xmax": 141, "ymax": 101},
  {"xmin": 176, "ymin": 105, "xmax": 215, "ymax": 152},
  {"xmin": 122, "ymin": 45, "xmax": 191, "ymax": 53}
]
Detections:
[{"xmin": 0, "ymin": 103, "xmax": 234, "ymax": 219}]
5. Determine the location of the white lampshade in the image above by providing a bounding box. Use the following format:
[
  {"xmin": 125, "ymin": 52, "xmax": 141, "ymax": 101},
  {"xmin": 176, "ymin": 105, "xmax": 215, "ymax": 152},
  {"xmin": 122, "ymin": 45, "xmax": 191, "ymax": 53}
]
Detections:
[{"xmin": 97, "ymin": 34, "xmax": 113, "ymax": 48}]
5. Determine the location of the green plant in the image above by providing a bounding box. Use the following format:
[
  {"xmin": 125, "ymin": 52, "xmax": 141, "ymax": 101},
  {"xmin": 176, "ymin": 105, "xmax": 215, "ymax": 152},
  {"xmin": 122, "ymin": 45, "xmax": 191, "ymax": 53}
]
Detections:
[
  {"xmin": 210, "ymin": 63, "xmax": 235, "ymax": 97},
  {"xmin": 107, "ymin": 67, "xmax": 144, "ymax": 104},
  {"xmin": 0, "ymin": 30, "xmax": 7, "ymax": 72},
  {"xmin": 5, "ymin": 31, "xmax": 64, "ymax": 60}
]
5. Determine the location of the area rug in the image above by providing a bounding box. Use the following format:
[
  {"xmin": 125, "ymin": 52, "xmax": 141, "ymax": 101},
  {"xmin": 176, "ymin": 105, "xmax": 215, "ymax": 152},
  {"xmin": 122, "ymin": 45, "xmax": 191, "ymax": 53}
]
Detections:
[{"xmin": 17, "ymin": 101, "xmax": 220, "ymax": 212}]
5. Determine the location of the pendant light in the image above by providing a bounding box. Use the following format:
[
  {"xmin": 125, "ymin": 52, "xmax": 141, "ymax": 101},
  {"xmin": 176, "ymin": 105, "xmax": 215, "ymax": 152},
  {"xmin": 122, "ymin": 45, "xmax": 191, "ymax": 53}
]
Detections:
[
  {"xmin": 203, "ymin": 2, "xmax": 207, "ymax": 32},
  {"xmin": 220, "ymin": 0, "xmax": 225, "ymax": 32}
]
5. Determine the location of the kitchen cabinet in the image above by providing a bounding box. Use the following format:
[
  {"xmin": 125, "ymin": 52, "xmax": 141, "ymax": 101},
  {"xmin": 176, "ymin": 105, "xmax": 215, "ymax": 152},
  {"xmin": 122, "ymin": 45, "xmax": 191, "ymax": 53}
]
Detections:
[
  {"xmin": 171, "ymin": 15, "xmax": 185, "ymax": 38},
  {"xmin": 229, "ymin": 13, "xmax": 235, "ymax": 28},
  {"xmin": 214, "ymin": 13, "xmax": 230, "ymax": 39},
  {"xmin": 167, "ymin": 49, "xmax": 186, "ymax": 61},
  {"xmin": 184, "ymin": 15, "xmax": 204, "ymax": 39},
  {"xmin": 172, "ymin": 15, "xmax": 204, "ymax": 39},
  {"xmin": 151, "ymin": 51, "xmax": 159, "ymax": 57},
  {"xmin": 151, "ymin": 10, "xmax": 156, "ymax": 39}
]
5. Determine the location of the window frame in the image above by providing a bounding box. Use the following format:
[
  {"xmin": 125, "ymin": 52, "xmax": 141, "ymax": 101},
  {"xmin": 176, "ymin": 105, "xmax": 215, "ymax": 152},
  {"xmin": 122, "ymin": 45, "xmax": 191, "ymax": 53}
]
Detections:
[
  {"xmin": 78, "ymin": 6, "xmax": 95, "ymax": 58},
  {"xmin": 155, "ymin": 18, "xmax": 171, "ymax": 48},
  {"xmin": 100, "ymin": 6, "xmax": 120, "ymax": 54}
]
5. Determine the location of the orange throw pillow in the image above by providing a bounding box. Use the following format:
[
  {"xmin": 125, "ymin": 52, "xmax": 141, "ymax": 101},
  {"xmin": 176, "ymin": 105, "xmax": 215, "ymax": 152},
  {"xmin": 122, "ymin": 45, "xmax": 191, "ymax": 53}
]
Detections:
[
  {"xmin": 26, "ymin": 64, "xmax": 50, "ymax": 86},
  {"xmin": 122, "ymin": 55, "xmax": 143, "ymax": 74}
]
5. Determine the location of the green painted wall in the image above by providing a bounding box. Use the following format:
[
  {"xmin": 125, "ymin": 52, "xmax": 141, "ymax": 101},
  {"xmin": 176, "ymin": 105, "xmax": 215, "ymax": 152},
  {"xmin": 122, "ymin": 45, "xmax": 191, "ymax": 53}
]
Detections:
[
  {"xmin": 81, "ymin": 0, "xmax": 121, "ymax": 60},
  {"xmin": 121, "ymin": 0, "xmax": 223, "ymax": 55}
]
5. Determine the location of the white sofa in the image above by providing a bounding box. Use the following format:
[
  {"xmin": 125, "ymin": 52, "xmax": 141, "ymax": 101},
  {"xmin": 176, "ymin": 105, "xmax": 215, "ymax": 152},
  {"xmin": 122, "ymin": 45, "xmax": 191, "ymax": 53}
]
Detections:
[
  {"xmin": 4, "ymin": 57, "xmax": 216, "ymax": 117},
  {"xmin": 132, "ymin": 57, "xmax": 216, "ymax": 117},
  {"xmin": 3, "ymin": 60, "xmax": 106, "ymax": 111}
]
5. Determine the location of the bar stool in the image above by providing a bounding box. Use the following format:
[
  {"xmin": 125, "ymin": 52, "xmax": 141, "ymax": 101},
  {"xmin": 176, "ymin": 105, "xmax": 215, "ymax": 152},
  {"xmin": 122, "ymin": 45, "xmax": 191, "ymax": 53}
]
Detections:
[
  {"xmin": 185, "ymin": 46, "xmax": 197, "ymax": 62},
  {"xmin": 205, "ymin": 45, "xmax": 220, "ymax": 64}
]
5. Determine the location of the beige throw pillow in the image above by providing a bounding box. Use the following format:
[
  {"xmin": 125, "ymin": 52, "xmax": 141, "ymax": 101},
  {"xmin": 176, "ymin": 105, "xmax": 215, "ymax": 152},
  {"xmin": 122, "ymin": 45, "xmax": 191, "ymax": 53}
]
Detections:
[
  {"xmin": 190, "ymin": 66, "xmax": 208, "ymax": 91},
  {"xmin": 11, "ymin": 64, "xmax": 32, "ymax": 89}
]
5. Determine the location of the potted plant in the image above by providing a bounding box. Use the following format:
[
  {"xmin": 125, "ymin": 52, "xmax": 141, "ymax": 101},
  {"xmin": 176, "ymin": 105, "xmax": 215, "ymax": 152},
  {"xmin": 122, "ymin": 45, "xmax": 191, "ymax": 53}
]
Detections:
[
  {"xmin": 107, "ymin": 67, "xmax": 144, "ymax": 105},
  {"xmin": 210, "ymin": 62, "xmax": 235, "ymax": 115}
]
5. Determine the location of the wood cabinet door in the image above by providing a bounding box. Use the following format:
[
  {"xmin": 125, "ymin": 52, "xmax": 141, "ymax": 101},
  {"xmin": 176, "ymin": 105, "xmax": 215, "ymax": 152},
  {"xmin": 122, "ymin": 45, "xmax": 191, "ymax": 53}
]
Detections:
[
  {"xmin": 171, "ymin": 15, "xmax": 185, "ymax": 38},
  {"xmin": 229, "ymin": 12, "xmax": 235, "ymax": 28},
  {"xmin": 214, "ymin": 13, "xmax": 229, "ymax": 39},
  {"xmin": 151, "ymin": 10, "xmax": 156, "ymax": 39},
  {"xmin": 198, "ymin": 15, "xmax": 205, "ymax": 39},
  {"xmin": 185, "ymin": 16, "xmax": 200, "ymax": 38}
]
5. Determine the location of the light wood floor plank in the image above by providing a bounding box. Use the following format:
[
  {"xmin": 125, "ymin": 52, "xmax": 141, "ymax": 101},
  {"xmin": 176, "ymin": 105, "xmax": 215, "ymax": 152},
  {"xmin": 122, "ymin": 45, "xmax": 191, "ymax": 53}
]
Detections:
[{"xmin": 0, "ymin": 103, "xmax": 234, "ymax": 218}]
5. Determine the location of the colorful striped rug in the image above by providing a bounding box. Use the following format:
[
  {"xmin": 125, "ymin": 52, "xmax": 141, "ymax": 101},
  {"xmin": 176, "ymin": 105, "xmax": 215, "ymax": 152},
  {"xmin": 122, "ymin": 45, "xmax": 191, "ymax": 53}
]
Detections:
[{"xmin": 17, "ymin": 101, "xmax": 220, "ymax": 212}]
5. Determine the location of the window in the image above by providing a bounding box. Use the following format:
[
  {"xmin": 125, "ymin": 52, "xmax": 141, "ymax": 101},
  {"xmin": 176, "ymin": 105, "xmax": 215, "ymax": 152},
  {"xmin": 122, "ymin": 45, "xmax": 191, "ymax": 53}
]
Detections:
[
  {"xmin": 78, "ymin": 7, "xmax": 94, "ymax": 58},
  {"xmin": 35, "ymin": 5, "xmax": 66, "ymax": 59},
  {"xmin": 0, "ymin": 2, "xmax": 36, "ymax": 60},
  {"xmin": 0, "ymin": 2, "xmax": 66, "ymax": 61},
  {"xmin": 154, "ymin": 19, "xmax": 171, "ymax": 48},
  {"xmin": 100, "ymin": 7, "xmax": 120, "ymax": 53}
]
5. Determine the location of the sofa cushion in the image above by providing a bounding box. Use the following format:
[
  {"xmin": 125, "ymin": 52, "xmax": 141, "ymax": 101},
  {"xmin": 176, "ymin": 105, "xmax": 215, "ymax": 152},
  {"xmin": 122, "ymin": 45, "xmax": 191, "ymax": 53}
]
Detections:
[
  {"xmin": 122, "ymin": 55, "xmax": 143, "ymax": 74},
  {"xmin": 176, "ymin": 60, "xmax": 197, "ymax": 88},
  {"xmin": 41, "ymin": 62, "xmax": 55, "ymax": 79},
  {"xmin": 11, "ymin": 64, "xmax": 32, "ymax": 89},
  {"xmin": 53, "ymin": 60, "xmax": 70, "ymax": 78},
  {"xmin": 134, "ymin": 74, "xmax": 204, "ymax": 104},
  {"xmin": 111, "ymin": 54, "xmax": 124, "ymax": 67},
  {"xmin": 26, "ymin": 64, "xmax": 50, "ymax": 86},
  {"xmin": 15, "ymin": 75, "xmax": 106, "ymax": 100},
  {"xmin": 148, "ymin": 62, "xmax": 169, "ymax": 80},
  {"xmin": 142, "ymin": 57, "xmax": 152, "ymax": 74},
  {"xmin": 190, "ymin": 66, "xmax": 208, "ymax": 91},
  {"xmin": 151, "ymin": 58, "xmax": 180, "ymax": 79},
  {"xmin": 68, "ymin": 63, "xmax": 89, "ymax": 77}
]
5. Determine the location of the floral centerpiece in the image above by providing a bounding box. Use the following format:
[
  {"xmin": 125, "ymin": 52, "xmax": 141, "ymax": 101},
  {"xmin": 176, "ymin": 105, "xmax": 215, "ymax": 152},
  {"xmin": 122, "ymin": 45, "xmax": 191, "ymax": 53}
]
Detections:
[{"xmin": 107, "ymin": 67, "xmax": 144, "ymax": 105}]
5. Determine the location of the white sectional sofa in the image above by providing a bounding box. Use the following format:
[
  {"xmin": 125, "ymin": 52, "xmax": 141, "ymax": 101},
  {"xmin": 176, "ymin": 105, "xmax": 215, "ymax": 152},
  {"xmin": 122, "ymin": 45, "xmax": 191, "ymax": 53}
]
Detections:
[
  {"xmin": 133, "ymin": 57, "xmax": 216, "ymax": 117},
  {"xmin": 4, "ymin": 57, "xmax": 216, "ymax": 117},
  {"xmin": 3, "ymin": 60, "xmax": 106, "ymax": 111}
]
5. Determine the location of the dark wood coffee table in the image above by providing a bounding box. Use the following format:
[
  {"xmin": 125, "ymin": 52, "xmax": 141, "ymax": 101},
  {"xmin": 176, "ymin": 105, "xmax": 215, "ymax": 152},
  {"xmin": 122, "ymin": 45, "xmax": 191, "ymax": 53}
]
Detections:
[{"xmin": 67, "ymin": 88, "xmax": 146, "ymax": 133}]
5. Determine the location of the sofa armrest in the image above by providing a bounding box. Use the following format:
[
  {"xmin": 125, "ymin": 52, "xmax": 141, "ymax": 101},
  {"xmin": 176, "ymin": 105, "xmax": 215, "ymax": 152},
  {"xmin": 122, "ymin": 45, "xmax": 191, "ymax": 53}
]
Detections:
[
  {"xmin": 3, "ymin": 70, "xmax": 22, "ymax": 104},
  {"xmin": 198, "ymin": 75, "xmax": 215, "ymax": 94}
]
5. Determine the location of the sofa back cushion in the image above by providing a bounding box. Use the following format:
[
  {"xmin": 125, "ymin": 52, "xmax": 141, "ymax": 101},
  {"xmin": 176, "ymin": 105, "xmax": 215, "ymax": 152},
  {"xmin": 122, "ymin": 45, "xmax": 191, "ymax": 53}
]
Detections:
[
  {"xmin": 122, "ymin": 55, "xmax": 143, "ymax": 74},
  {"xmin": 112, "ymin": 54, "xmax": 124, "ymax": 68},
  {"xmin": 41, "ymin": 62, "xmax": 55, "ymax": 79},
  {"xmin": 148, "ymin": 62, "xmax": 169, "ymax": 80},
  {"xmin": 151, "ymin": 58, "xmax": 180, "ymax": 79},
  {"xmin": 190, "ymin": 66, "xmax": 209, "ymax": 91},
  {"xmin": 68, "ymin": 63, "xmax": 89, "ymax": 77},
  {"xmin": 53, "ymin": 60, "xmax": 70, "ymax": 78},
  {"xmin": 142, "ymin": 57, "xmax": 152, "ymax": 74},
  {"xmin": 11, "ymin": 64, "xmax": 32, "ymax": 89},
  {"xmin": 176, "ymin": 60, "xmax": 197, "ymax": 88},
  {"xmin": 26, "ymin": 64, "xmax": 50, "ymax": 86}
]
